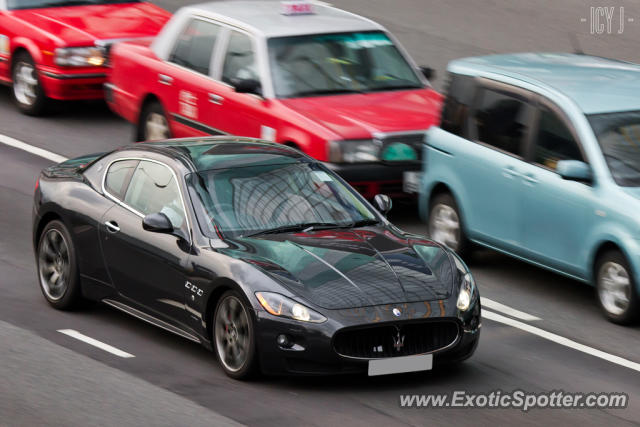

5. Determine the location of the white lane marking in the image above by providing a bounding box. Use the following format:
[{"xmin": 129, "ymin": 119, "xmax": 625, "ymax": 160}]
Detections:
[
  {"xmin": 57, "ymin": 329, "xmax": 135, "ymax": 358},
  {"xmin": 482, "ymin": 310, "xmax": 640, "ymax": 373},
  {"xmin": 481, "ymin": 297, "xmax": 541, "ymax": 321},
  {"xmin": 0, "ymin": 133, "xmax": 68, "ymax": 163}
]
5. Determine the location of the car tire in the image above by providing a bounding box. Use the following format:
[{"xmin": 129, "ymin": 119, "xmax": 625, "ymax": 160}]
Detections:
[
  {"xmin": 36, "ymin": 220, "xmax": 83, "ymax": 310},
  {"xmin": 595, "ymin": 250, "xmax": 640, "ymax": 325},
  {"xmin": 12, "ymin": 52, "xmax": 49, "ymax": 116},
  {"xmin": 428, "ymin": 192, "xmax": 470, "ymax": 256},
  {"xmin": 137, "ymin": 100, "xmax": 171, "ymax": 141},
  {"xmin": 213, "ymin": 290, "xmax": 259, "ymax": 380}
]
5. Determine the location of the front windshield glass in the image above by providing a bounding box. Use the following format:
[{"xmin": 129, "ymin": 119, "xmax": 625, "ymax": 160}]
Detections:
[
  {"xmin": 7, "ymin": 0, "xmax": 139, "ymax": 9},
  {"xmin": 588, "ymin": 110, "xmax": 640, "ymax": 187},
  {"xmin": 268, "ymin": 31, "xmax": 423, "ymax": 98},
  {"xmin": 187, "ymin": 162, "xmax": 377, "ymax": 238}
]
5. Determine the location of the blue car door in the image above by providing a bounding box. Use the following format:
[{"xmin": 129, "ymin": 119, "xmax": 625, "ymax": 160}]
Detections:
[
  {"xmin": 462, "ymin": 81, "xmax": 536, "ymax": 250},
  {"xmin": 517, "ymin": 100, "xmax": 596, "ymax": 276}
]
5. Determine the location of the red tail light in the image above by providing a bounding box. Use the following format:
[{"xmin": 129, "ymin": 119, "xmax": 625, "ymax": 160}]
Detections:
[{"xmin": 34, "ymin": 178, "xmax": 39, "ymax": 192}]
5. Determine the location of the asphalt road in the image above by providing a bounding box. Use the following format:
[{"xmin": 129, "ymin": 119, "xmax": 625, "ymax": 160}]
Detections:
[{"xmin": 1, "ymin": 1, "xmax": 640, "ymax": 426}]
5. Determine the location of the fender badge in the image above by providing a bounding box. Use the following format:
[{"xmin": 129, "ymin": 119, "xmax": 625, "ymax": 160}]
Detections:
[{"xmin": 392, "ymin": 308, "xmax": 402, "ymax": 317}]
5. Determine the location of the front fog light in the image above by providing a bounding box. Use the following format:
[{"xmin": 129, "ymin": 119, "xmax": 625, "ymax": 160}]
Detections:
[{"xmin": 457, "ymin": 273, "xmax": 474, "ymax": 311}]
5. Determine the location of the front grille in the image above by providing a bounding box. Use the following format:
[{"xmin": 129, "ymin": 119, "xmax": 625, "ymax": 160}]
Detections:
[
  {"xmin": 377, "ymin": 132, "xmax": 425, "ymax": 163},
  {"xmin": 333, "ymin": 320, "xmax": 459, "ymax": 359}
]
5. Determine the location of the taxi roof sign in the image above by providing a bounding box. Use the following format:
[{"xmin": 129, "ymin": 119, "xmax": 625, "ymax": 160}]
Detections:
[{"xmin": 281, "ymin": 0, "xmax": 315, "ymax": 16}]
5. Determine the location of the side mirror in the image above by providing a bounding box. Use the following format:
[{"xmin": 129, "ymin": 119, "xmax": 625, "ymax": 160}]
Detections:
[
  {"xmin": 557, "ymin": 160, "xmax": 592, "ymax": 183},
  {"xmin": 142, "ymin": 212, "xmax": 174, "ymax": 233},
  {"xmin": 374, "ymin": 194, "xmax": 392, "ymax": 216},
  {"xmin": 419, "ymin": 66, "xmax": 435, "ymax": 81},
  {"xmin": 234, "ymin": 78, "xmax": 262, "ymax": 96}
]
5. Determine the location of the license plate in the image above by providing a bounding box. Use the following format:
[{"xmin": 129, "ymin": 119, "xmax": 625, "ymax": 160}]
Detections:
[
  {"xmin": 403, "ymin": 171, "xmax": 422, "ymax": 194},
  {"xmin": 368, "ymin": 354, "xmax": 433, "ymax": 376}
]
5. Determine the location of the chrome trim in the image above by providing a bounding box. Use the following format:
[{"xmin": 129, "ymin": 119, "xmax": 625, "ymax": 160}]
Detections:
[
  {"xmin": 101, "ymin": 157, "xmax": 193, "ymax": 245},
  {"xmin": 103, "ymin": 299, "xmax": 201, "ymax": 343},
  {"xmin": 42, "ymin": 71, "xmax": 106, "ymax": 80},
  {"xmin": 171, "ymin": 113, "xmax": 228, "ymax": 136},
  {"xmin": 333, "ymin": 320, "xmax": 461, "ymax": 361},
  {"xmin": 0, "ymin": 56, "xmax": 8, "ymax": 63},
  {"xmin": 104, "ymin": 221, "xmax": 120, "ymax": 233},
  {"xmin": 95, "ymin": 37, "xmax": 154, "ymax": 48}
]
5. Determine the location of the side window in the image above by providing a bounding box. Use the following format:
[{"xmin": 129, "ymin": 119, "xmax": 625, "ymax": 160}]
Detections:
[
  {"xmin": 533, "ymin": 106, "xmax": 584, "ymax": 170},
  {"xmin": 473, "ymin": 88, "xmax": 532, "ymax": 156},
  {"xmin": 104, "ymin": 160, "xmax": 139, "ymax": 200},
  {"xmin": 169, "ymin": 19, "xmax": 221, "ymax": 75},
  {"xmin": 124, "ymin": 161, "xmax": 186, "ymax": 229},
  {"xmin": 222, "ymin": 31, "xmax": 258, "ymax": 84},
  {"xmin": 441, "ymin": 73, "xmax": 476, "ymax": 137}
]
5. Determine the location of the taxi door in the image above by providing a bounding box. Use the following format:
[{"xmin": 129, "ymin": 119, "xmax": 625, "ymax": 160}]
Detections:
[
  {"xmin": 159, "ymin": 17, "xmax": 227, "ymax": 138},
  {"xmin": 207, "ymin": 28, "xmax": 279, "ymax": 141}
]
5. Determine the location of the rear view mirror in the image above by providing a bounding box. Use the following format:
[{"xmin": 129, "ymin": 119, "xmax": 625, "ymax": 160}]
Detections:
[
  {"xmin": 142, "ymin": 212, "xmax": 174, "ymax": 233},
  {"xmin": 234, "ymin": 78, "xmax": 262, "ymax": 96},
  {"xmin": 420, "ymin": 66, "xmax": 435, "ymax": 81},
  {"xmin": 557, "ymin": 160, "xmax": 592, "ymax": 183},
  {"xmin": 374, "ymin": 194, "xmax": 392, "ymax": 216}
]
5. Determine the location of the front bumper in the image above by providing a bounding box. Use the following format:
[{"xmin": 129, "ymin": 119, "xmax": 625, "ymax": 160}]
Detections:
[
  {"xmin": 324, "ymin": 162, "xmax": 421, "ymax": 199},
  {"xmin": 255, "ymin": 298, "xmax": 481, "ymax": 376},
  {"xmin": 38, "ymin": 66, "xmax": 107, "ymax": 100}
]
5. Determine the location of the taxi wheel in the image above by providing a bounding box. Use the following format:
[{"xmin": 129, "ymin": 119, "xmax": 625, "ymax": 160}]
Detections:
[
  {"xmin": 137, "ymin": 101, "xmax": 171, "ymax": 142},
  {"xmin": 595, "ymin": 250, "xmax": 640, "ymax": 325},
  {"xmin": 12, "ymin": 52, "xmax": 49, "ymax": 116},
  {"xmin": 428, "ymin": 192, "xmax": 470, "ymax": 256}
]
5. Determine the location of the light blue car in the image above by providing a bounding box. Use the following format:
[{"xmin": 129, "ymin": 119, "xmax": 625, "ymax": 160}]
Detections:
[{"xmin": 419, "ymin": 53, "xmax": 640, "ymax": 324}]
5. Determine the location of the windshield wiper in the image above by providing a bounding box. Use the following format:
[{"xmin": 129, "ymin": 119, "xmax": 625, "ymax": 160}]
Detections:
[
  {"xmin": 245, "ymin": 222, "xmax": 342, "ymax": 237},
  {"xmin": 350, "ymin": 218, "xmax": 380, "ymax": 227}
]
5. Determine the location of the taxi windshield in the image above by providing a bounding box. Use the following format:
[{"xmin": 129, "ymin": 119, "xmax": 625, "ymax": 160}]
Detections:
[
  {"xmin": 186, "ymin": 162, "xmax": 377, "ymax": 238},
  {"xmin": 588, "ymin": 110, "xmax": 640, "ymax": 187},
  {"xmin": 7, "ymin": 0, "xmax": 139, "ymax": 9},
  {"xmin": 268, "ymin": 31, "xmax": 423, "ymax": 98}
]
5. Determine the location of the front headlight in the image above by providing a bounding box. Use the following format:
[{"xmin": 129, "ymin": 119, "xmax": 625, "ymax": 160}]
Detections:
[
  {"xmin": 255, "ymin": 292, "xmax": 327, "ymax": 323},
  {"xmin": 456, "ymin": 272, "xmax": 475, "ymax": 311},
  {"xmin": 54, "ymin": 47, "xmax": 105, "ymax": 67},
  {"xmin": 328, "ymin": 139, "xmax": 379, "ymax": 163}
]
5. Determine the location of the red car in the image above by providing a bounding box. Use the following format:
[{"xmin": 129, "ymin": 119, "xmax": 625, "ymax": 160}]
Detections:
[
  {"xmin": 0, "ymin": 0, "xmax": 170, "ymax": 115},
  {"xmin": 107, "ymin": 1, "xmax": 442, "ymax": 198}
]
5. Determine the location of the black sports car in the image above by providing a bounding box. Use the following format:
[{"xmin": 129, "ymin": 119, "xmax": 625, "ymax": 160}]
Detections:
[{"xmin": 32, "ymin": 138, "xmax": 480, "ymax": 379}]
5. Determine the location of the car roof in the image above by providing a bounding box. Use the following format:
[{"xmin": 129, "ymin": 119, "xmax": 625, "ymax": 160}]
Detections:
[
  {"xmin": 448, "ymin": 53, "xmax": 640, "ymax": 114},
  {"xmin": 184, "ymin": 1, "xmax": 381, "ymax": 38},
  {"xmin": 122, "ymin": 137, "xmax": 308, "ymax": 172}
]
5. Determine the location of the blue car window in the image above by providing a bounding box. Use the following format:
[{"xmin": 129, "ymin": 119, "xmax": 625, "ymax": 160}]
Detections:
[
  {"xmin": 533, "ymin": 107, "xmax": 584, "ymax": 170},
  {"xmin": 473, "ymin": 88, "xmax": 531, "ymax": 157}
]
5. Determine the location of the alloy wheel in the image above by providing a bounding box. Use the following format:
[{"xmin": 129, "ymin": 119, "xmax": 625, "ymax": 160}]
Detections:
[
  {"xmin": 13, "ymin": 61, "xmax": 38, "ymax": 107},
  {"xmin": 215, "ymin": 295, "xmax": 251, "ymax": 373},
  {"xmin": 429, "ymin": 203, "xmax": 461, "ymax": 250},
  {"xmin": 38, "ymin": 229, "xmax": 71, "ymax": 301},
  {"xmin": 144, "ymin": 112, "xmax": 170, "ymax": 141}
]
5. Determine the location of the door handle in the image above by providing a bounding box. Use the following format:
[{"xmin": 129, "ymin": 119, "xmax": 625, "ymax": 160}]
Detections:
[
  {"xmin": 502, "ymin": 166, "xmax": 520, "ymax": 179},
  {"xmin": 158, "ymin": 74, "xmax": 173, "ymax": 86},
  {"xmin": 208, "ymin": 93, "xmax": 224, "ymax": 105},
  {"xmin": 523, "ymin": 174, "xmax": 539, "ymax": 185},
  {"xmin": 105, "ymin": 221, "xmax": 120, "ymax": 233}
]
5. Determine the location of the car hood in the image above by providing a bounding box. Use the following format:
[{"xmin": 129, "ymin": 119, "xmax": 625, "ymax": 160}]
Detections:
[
  {"xmin": 279, "ymin": 89, "xmax": 442, "ymax": 140},
  {"xmin": 9, "ymin": 3, "xmax": 170, "ymax": 45},
  {"xmin": 222, "ymin": 227, "xmax": 455, "ymax": 310}
]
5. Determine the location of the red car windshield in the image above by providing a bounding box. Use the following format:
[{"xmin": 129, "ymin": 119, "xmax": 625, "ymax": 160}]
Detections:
[{"xmin": 7, "ymin": 0, "xmax": 140, "ymax": 9}]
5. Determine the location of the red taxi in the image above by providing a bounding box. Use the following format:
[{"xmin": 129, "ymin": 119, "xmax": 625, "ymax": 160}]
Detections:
[
  {"xmin": 0, "ymin": 0, "xmax": 170, "ymax": 115},
  {"xmin": 106, "ymin": 1, "xmax": 442, "ymax": 198}
]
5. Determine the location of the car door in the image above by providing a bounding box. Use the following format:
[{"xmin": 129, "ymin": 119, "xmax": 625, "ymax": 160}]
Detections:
[
  {"xmin": 518, "ymin": 100, "xmax": 596, "ymax": 275},
  {"xmin": 461, "ymin": 81, "xmax": 535, "ymax": 250},
  {"xmin": 161, "ymin": 17, "xmax": 227, "ymax": 138},
  {"xmin": 100, "ymin": 158, "xmax": 192, "ymax": 326},
  {"xmin": 211, "ymin": 28, "xmax": 276, "ymax": 140}
]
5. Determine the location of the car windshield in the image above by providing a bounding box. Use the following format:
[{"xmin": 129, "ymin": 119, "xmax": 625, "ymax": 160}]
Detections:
[
  {"xmin": 186, "ymin": 162, "xmax": 378, "ymax": 238},
  {"xmin": 588, "ymin": 110, "xmax": 640, "ymax": 187},
  {"xmin": 268, "ymin": 31, "xmax": 423, "ymax": 98},
  {"xmin": 7, "ymin": 0, "xmax": 139, "ymax": 9}
]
